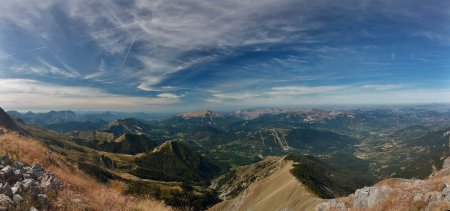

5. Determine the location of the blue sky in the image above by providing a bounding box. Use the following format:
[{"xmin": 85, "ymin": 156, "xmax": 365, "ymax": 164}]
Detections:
[{"xmin": 0, "ymin": 0, "xmax": 449, "ymax": 112}]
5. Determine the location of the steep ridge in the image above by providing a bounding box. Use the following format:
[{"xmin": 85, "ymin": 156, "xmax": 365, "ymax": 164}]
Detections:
[
  {"xmin": 0, "ymin": 107, "xmax": 21, "ymax": 132},
  {"xmin": 70, "ymin": 133, "xmax": 159, "ymax": 155},
  {"xmin": 169, "ymin": 110, "xmax": 240, "ymax": 129},
  {"xmin": 22, "ymin": 124, "xmax": 221, "ymax": 210},
  {"xmin": 211, "ymin": 156, "xmax": 282, "ymax": 200},
  {"xmin": 209, "ymin": 157, "xmax": 322, "ymax": 211},
  {"xmin": 178, "ymin": 110, "xmax": 224, "ymax": 119},
  {"xmin": 132, "ymin": 141, "xmax": 222, "ymax": 182},
  {"xmin": 102, "ymin": 118, "xmax": 150, "ymax": 138},
  {"xmin": 45, "ymin": 120, "xmax": 107, "ymax": 132}
]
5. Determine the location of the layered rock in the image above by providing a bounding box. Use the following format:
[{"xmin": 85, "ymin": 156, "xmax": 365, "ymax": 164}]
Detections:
[{"xmin": 0, "ymin": 156, "xmax": 60, "ymax": 211}]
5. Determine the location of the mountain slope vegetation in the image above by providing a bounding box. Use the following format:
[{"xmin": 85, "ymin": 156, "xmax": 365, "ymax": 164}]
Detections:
[
  {"xmin": 286, "ymin": 154, "xmax": 376, "ymax": 198},
  {"xmin": 133, "ymin": 141, "xmax": 222, "ymax": 182}
]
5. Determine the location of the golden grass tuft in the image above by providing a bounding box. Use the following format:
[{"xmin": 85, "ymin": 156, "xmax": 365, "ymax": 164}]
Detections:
[{"xmin": 0, "ymin": 133, "xmax": 171, "ymax": 211}]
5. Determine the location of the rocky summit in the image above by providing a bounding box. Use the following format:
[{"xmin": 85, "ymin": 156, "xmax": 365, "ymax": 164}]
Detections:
[{"xmin": 0, "ymin": 156, "xmax": 59, "ymax": 211}]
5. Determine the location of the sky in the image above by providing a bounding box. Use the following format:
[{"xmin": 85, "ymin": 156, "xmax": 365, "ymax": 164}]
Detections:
[{"xmin": 0, "ymin": 0, "xmax": 449, "ymax": 112}]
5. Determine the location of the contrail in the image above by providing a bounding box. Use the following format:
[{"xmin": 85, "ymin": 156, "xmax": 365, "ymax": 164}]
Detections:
[
  {"xmin": 91, "ymin": 21, "xmax": 141, "ymax": 37},
  {"xmin": 121, "ymin": 34, "xmax": 137, "ymax": 67},
  {"xmin": 49, "ymin": 12, "xmax": 68, "ymax": 42},
  {"xmin": 0, "ymin": 46, "xmax": 47, "ymax": 60}
]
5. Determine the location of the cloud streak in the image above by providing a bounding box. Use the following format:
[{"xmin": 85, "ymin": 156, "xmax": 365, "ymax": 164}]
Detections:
[
  {"xmin": 0, "ymin": 79, "xmax": 180, "ymax": 111},
  {"xmin": 0, "ymin": 1, "xmax": 448, "ymax": 111}
]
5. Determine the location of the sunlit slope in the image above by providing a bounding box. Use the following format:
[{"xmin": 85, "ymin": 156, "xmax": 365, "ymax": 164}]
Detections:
[{"xmin": 209, "ymin": 159, "xmax": 323, "ymax": 211}]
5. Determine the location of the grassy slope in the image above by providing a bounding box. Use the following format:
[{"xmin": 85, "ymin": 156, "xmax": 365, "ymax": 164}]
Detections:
[
  {"xmin": 23, "ymin": 125, "xmax": 220, "ymax": 210},
  {"xmin": 0, "ymin": 133, "xmax": 170, "ymax": 211},
  {"xmin": 210, "ymin": 158, "xmax": 322, "ymax": 211}
]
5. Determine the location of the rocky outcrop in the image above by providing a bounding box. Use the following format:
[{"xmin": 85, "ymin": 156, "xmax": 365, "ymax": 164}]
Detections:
[
  {"xmin": 316, "ymin": 186, "xmax": 391, "ymax": 211},
  {"xmin": 350, "ymin": 186, "xmax": 391, "ymax": 208},
  {"xmin": 316, "ymin": 156, "xmax": 450, "ymax": 210},
  {"xmin": 0, "ymin": 156, "xmax": 60, "ymax": 211}
]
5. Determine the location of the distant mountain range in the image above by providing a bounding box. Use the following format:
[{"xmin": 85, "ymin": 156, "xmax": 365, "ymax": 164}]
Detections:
[{"xmin": 1, "ymin": 105, "xmax": 450, "ymax": 210}]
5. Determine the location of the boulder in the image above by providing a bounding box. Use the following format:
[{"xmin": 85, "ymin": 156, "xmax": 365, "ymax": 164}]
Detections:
[
  {"xmin": 31, "ymin": 164, "xmax": 43, "ymax": 172},
  {"xmin": 336, "ymin": 202, "xmax": 345, "ymax": 209},
  {"xmin": 37, "ymin": 194, "xmax": 50, "ymax": 210},
  {"xmin": 0, "ymin": 194, "xmax": 13, "ymax": 210},
  {"xmin": 351, "ymin": 186, "xmax": 391, "ymax": 208},
  {"xmin": 11, "ymin": 186, "xmax": 20, "ymax": 195},
  {"xmin": 0, "ymin": 167, "xmax": 12, "ymax": 178},
  {"xmin": 2, "ymin": 183, "xmax": 12, "ymax": 197},
  {"xmin": 413, "ymin": 193, "xmax": 423, "ymax": 202},
  {"xmin": 13, "ymin": 194, "xmax": 23, "ymax": 203}
]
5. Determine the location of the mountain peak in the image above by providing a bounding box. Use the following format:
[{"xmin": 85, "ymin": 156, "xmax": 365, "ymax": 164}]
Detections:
[{"xmin": 177, "ymin": 110, "xmax": 223, "ymax": 119}]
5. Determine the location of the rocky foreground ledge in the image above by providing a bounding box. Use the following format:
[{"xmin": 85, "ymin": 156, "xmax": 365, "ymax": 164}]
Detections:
[
  {"xmin": 317, "ymin": 157, "xmax": 450, "ymax": 211},
  {"xmin": 0, "ymin": 156, "xmax": 60, "ymax": 211}
]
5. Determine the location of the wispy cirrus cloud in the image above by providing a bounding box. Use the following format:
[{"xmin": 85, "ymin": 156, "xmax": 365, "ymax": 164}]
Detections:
[
  {"xmin": 268, "ymin": 85, "xmax": 346, "ymax": 96},
  {"xmin": 0, "ymin": 1, "xmax": 449, "ymax": 111},
  {"xmin": 361, "ymin": 84, "xmax": 405, "ymax": 91}
]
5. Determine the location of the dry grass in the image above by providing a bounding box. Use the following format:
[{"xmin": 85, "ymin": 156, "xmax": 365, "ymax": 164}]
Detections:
[{"xmin": 0, "ymin": 133, "xmax": 172, "ymax": 211}]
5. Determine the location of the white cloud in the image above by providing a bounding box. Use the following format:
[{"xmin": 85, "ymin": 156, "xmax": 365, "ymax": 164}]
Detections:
[
  {"xmin": 157, "ymin": 93, "xmax": 181, "ymax": 99},
  {"xmin": 0, "ymin": 79, "xmax": 179, "ymax": 111},
  {"xmin": 137, "ymin": 77, "xmax": 163, "ymax": 91},
  {"xmin": 83, "ymin": 60, "xmax": 108, "ymax": 80},
  {"xmin": 10, "ymin": 61, "xmax": 79, "ymax": 78},
  {"xmin": 361, "ymin": 84, "xmax": 404, "ymax": 90},
  {"xmin": 211, "ymin": 92, "xmax": 260, "ymax": 100},
  {"xmin": 268, "ymin": 85, "xmax": 346, "ymax": 95},
  {"xmin": 1, "ymin": 0, "xmax": 325, "ymax": 87},
  {"xmin": 204, "ymin": 84, "xmax": 450, "ymax": 107}
]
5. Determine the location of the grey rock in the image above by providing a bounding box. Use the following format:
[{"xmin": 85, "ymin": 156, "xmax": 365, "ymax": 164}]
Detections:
[
  {"xmin": 424, "ymin": 191, "xmax": 441, "ymax": 201},
  {"xmin": 2, "ymin": 183, "xmax": 12, "ymax": 197},
  {"xmin": 13, "ymin": 194, "xmax": 23, "ymax": 203},
  {"xmin": 442, "ymin": 187, "xmax": 450, "ymax": 196},
  {"xmin": 336, "ymin": 202, "xmax": 345, "ymax": 209},
  {"xmin": 413, "ymin": 193, "xmax": 423, "ymax": 202},
  {"xmin": 315, "ymin": 201, "xmax": 331, "ymax": 211},
  {"xmin": 31, "ymin": 164, "xmax": 43, "ymax": 172},
  {"xmin": 23, "ymin": 179, "xmax": 37, "ymax": 190},
  {"xmin": 37, "ymin": 194, "xmax": 50, "ymax": 210},
  {"xmin": 0, "ymin": 194, "xmax": 13, "ymax": 209},
  {"xmin": 0, "ymin": 158, "xmax": 58, "ymax": 210},
  {"xmin": 0, "ymin": 166, "xmax": 12, "ymax": 178},
  {"xmin": 40, "ymin": 175, "xmax": 58, "ymax": 192},
  {"xmin": 11, "ymin": 186, "xmax": 19, "ymax": 195},
  {"xmin": 29, "ymin": 207, "xmax": 39, "ymax": 211},
  {"xmin": 351, "ymin": 186, "xmax": 391, "ymax": 208}
]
